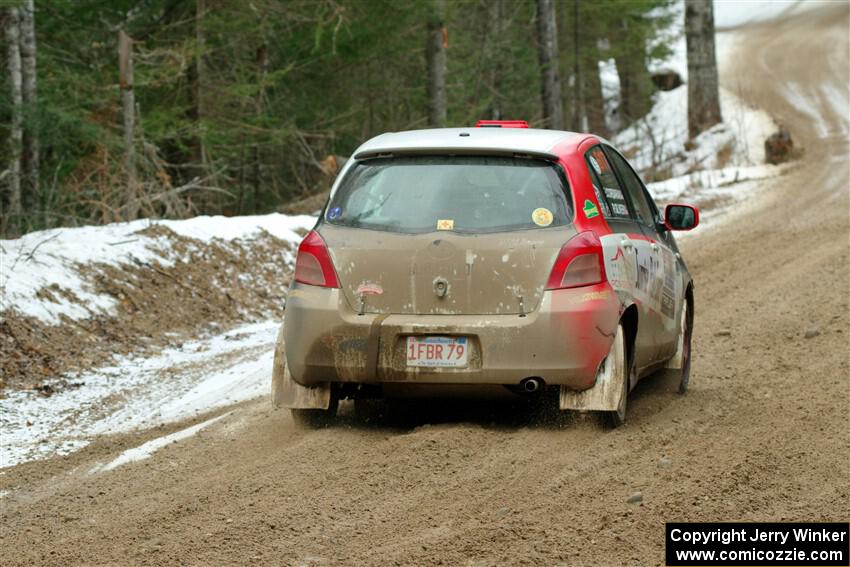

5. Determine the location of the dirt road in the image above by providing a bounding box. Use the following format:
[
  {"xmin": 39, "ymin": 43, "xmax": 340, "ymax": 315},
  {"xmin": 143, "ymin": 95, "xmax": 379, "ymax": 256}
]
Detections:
[{"xmin": 1, "ymin": 6, "xmax": 848, "ymax": 566}]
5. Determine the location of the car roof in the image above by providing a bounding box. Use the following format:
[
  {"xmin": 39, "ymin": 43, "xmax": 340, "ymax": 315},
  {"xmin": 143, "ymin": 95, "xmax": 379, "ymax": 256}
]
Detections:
[{"xmin": 353, "ymin": 128, "xmax": 589, "ymax": 161}]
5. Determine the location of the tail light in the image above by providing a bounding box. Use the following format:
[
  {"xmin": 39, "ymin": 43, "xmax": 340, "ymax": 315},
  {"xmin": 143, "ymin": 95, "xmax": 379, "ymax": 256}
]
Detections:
[
  {"xmin": 294, "ymin": 231, "xmax": 339, "ymax": 288},
  {"xmin": 545, "ymin": 231, "xmax": 607, "ymax": 290}
]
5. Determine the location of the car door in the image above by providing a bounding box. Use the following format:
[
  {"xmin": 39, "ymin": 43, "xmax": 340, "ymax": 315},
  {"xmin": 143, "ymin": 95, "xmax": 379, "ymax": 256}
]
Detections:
[
  {"xmin": 582, "ymin": 145, "xmax": 656, "ymax": 373},
  {"xmin": 605, "ymin": 146, "xmax": 680, "ymax": 358}
]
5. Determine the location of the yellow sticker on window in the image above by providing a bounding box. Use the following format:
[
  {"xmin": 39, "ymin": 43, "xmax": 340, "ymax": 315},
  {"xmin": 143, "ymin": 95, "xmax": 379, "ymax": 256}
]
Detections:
[
  {"xmin": 531, "ymin": 207, "xmax": 553, "ymax": 227},
  {"xmin": 436, "ymin": 219, "xmax": 454, "ymax": 230}
]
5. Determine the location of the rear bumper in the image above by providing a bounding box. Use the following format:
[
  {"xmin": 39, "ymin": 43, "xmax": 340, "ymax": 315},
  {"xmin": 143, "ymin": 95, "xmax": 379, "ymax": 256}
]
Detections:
[{"xmin": 283, "ymin": 282, "xmax": 621, "ymax": 390}]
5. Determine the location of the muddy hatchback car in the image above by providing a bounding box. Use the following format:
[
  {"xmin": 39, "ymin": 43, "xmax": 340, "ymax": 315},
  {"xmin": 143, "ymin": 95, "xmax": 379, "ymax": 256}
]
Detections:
[{"xmin": 273, "ymin": 121, "xmax": 698, "ymax": 426}]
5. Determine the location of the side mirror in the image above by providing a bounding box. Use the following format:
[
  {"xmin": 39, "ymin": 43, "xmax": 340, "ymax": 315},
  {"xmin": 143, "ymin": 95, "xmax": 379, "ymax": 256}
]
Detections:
[{"xmin": 664, "ymin": 204, "xmax": 699, "ymax": 231}]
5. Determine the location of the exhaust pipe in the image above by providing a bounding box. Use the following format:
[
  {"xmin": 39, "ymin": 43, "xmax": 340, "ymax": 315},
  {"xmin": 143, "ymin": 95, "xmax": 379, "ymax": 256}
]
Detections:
[{"xmin": 520, "ymin": 377, "xmax": 542, "ymax": 393}]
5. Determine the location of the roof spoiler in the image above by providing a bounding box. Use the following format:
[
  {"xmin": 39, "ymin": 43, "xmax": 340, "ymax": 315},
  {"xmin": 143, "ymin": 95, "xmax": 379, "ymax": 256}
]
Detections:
[{"xmin": 353, "ymin": 147, "xmax": 558, "ymax": 161}]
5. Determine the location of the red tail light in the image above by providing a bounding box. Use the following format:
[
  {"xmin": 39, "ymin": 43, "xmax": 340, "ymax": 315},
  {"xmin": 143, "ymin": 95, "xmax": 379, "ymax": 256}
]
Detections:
[
  {"xmin": 294, "ymin": 231, "xmax": 339, "ymax": 288},
  {"xmin": 545, "ymin": 231, "xmax": 607, "ymax": 290}
]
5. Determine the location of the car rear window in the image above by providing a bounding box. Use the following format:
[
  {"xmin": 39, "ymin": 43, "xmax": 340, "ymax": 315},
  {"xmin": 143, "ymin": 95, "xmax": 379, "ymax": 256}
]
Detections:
[{"xmin": 325, "ymin": 156, "xmax": 572, "ymax": 234}]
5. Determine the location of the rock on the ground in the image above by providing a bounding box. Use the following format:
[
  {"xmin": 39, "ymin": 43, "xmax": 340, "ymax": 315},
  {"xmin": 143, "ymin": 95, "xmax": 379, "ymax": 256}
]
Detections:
[{"xmin": 765, "ymin": 127, "xmax": 794, "ymax": 165}]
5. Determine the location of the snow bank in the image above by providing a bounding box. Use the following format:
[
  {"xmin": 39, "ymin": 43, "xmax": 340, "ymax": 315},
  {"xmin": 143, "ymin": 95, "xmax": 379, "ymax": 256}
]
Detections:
[
  {"xmin": 0, "ymin": 213, "xmax": 316, "ymax": 325},
  {"xmin": 0, "ymin": 319, "xmax": 279, "ymax": 468},
  {"xmin": 614, "ymin": 21, "xmax": 778, "ymax": 179},
  {"xmin": 613, "ymin": 81, "xmax": 777, "ymax": 177},
  {"xmin": 713, "ymin": 0, "xmax": 829, "ymax": 29}
]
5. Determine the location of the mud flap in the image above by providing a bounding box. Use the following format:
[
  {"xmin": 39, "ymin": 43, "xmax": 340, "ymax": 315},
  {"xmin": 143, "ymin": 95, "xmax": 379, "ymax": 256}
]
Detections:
[
  {"xmin": 559, "ymin": 378, "xmax": 622, "ymax": 412},
  {"xmin": 665, "ymin": 304, "xmax": 687, "ymax": 370},
  {"xmin": 271, "ymin": 325, "xmax": 332, "ymax": 410},
  {"xmin": 559, "ymin": 329, "xmax": 624, "ymax": 412},
  {"xmin": 665, "ymin": 347, "xmax": 683, "ymax": 370}
]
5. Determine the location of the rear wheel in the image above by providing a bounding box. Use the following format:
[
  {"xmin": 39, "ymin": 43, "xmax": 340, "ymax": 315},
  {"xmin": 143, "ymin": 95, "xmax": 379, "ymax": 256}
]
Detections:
[
  {"xmin": 291, "ymin": 392, "xmax": 339, "ymax": 428},
  {"xmin": 677, "ymin": 300, "xmax": 693, "ymax": 394},
  {"xmin": 600, "ymin": 323, "xmax": 630, "ymax": 428}
]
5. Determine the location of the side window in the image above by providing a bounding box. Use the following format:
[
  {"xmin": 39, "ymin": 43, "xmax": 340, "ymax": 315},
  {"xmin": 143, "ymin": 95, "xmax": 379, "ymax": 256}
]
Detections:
[
  {"xmin": 584, "ymin": 147, "xmax": 630, "ymax": 219},
  {"xmin": 606, "ymin": 147, "xmax": 656, "ymax": 227}
]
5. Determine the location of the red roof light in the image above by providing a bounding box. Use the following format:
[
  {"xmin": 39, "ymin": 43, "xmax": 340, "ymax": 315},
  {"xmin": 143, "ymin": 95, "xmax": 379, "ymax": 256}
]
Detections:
[{"xmin": 475, "ymin": 120, "xmax": 529, "ymax": 129}]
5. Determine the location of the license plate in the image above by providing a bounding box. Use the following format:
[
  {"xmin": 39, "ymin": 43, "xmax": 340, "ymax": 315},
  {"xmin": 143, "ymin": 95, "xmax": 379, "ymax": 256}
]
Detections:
[{"xmin": 406, "ymin": 336, "xmax": 468, "ymax": 368}]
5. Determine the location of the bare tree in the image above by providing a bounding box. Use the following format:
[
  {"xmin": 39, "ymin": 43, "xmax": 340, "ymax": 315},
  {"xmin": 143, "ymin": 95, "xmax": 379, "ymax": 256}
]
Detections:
[
  {"xmin": 20, "ymin": 0, "xmax": 38, "ymax": 208},
  {"xmin": 536, "ymin": 0, "xmax": 563, "ymax": 130},
  {"xmin": 4, "ymin": 7, "xmax": 23, "ymax": 235},
  {"xmin": 425, "ymin": 0, "xmax": 447, "ymax": 127},
  {"xmin": 118, "ymin": 29, "xmax": 138, "ymax": 219},
  {"xmin": 685, "ymin": 0, "xmax": 722, "ymax": 138}
]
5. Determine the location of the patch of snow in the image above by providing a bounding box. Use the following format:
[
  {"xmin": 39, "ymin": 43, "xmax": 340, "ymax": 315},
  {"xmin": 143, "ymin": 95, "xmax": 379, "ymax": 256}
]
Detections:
[
  {"xmin": 94, "ymin": 412, "xmax": 231, "ymax": 473},
  {"xmin": 0, "ymin": 213, "xmax": 316, "ymax": 325},
  {"xmin": 613, "ymin": 80, "xmax": 776, "ymax": 177},
  {"xmin": 599, "ymin": 58, "xmax": 621, "ymax": 132},
  {"xmin": 0, "ymin": 319, "xmax": 279, "ymax": 468},
  {"xmin": 713, "ymin": 0, "xmax": 828, "ymax": 29},
  {"xmin": 647, "ymin": 164, "xmax": 782, "ymax": 203},
  {"xmin": 645, "ymin": 164, "xmax": 788, "ymax": 242}
]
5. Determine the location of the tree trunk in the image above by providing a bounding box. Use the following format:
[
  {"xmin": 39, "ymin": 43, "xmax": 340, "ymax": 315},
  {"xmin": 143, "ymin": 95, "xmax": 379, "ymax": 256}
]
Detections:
[
  {"xmin": 20, "ymin": 0, "xmax": 38, "ymax": 212},
  {"xmin": 425, "ymin": 0, "xmax": 447, "ymax": 127},
  {"xmin": 4, "ymin": 7, "xmax": 23, "ymax": 235},
  {"xmin": 614, "ymin": 17, "xmax": 653, "ymax": 126},
  {"xmin": 584, "ymin": 52, "xmax": 607, "ymax": 136},
  {"xmin": 685, "ymin": 0, "xmax": 722, "ymax": 139},
  {"xmin": 118, "ymin": 29, "xmax": 138, "ymax": 219},
  {"xmin": 536, "ymin": 0, "xmax": 563, "ymax": 130},
  {"xmin": 486, "ymin": 0, "xmax": 505, "ymax": 120},
  {"xmin": 189, "ymin": 0, "xmax": 209, "ymax": 187}
]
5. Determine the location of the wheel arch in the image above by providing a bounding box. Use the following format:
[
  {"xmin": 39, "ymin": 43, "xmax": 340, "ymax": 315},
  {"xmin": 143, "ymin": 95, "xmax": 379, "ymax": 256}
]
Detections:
[
  {"xmin": 620, "ymin": 303, "xmax": 639, "ymax": 369},
  {"xmin": 685, "ymin": 281, "xmax": 695, "ymax": 323}
]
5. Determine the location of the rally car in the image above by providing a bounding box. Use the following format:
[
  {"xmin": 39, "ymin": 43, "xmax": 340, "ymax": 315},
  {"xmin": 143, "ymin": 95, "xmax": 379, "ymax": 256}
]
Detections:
[{"xmin": 272, "ymin": 120, "xmax": 697, "ymax": 427}]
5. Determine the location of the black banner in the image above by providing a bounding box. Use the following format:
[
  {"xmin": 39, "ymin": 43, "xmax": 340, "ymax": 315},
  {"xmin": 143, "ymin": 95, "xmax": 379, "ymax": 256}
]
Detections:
[{"xmin": 666, "ymin": 523, "xmax": 849, "ymax": 566}]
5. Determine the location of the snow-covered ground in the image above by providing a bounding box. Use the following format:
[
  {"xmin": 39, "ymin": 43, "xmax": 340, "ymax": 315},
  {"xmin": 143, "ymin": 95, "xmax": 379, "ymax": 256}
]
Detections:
[
  {"xmin": 0, "ymin": 319, "xmax": 279, "ymax": 467},
  {"xmin": 0, "ymin": 213, "xmax": 316, "ymax": 325},
  {"xmin": 713, "ymin": 0, "xmax": 830, "ymax": 29}
]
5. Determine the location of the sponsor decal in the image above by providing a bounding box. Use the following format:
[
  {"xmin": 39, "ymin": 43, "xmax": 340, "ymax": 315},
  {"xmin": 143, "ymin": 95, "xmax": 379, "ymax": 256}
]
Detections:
[
  {"xmin": 592, "ymin": 185, "xmax": 611, "ymax": 217},
  {"xmin": 531, "ymin": 207, "xmax": 554, "ymax": 227},
  {"xmin": 590, "ymin": 149, "xmax": 610, "ymax": 171},
  {"xmin": 661, "ymin": 248, "xmax": 676, "ymax": 318},
  {"xmin": 583, "ymin": 199, "xmax": 600, "ymax": 219},
  {"xmin": 328, "ymin": 206, "xmax": 342, "ymax": 220},
  {"xmin": 589, "ymin": 155, "xmax": 602, "ymax": 174},
  {"xmin": 611, "ymin": 202, "xmax": 629, "ymax": 216},
  {"xmin": 436, "ymin": 219, "xmax": 454, "ymax": 230}
]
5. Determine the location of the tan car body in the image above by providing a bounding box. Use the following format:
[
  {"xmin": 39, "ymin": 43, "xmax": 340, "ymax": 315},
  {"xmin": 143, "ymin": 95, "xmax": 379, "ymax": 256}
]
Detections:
[{"xmin": 272, "ymin": 127, "xmax": 695, "ymax": 417}]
